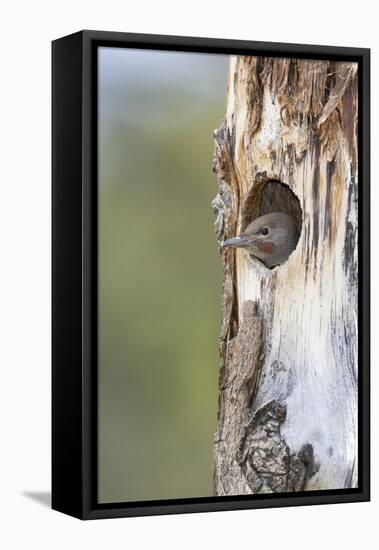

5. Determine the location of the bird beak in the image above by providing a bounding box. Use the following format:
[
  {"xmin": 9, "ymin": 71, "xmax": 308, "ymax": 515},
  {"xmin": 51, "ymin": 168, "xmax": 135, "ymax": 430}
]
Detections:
[{"xmin": 221, "ymin": 236, "xmax": 250, "ymax": 249}]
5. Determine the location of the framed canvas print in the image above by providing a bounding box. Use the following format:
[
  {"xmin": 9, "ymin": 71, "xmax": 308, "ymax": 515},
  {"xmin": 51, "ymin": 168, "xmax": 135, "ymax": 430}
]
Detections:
[{"xmin": 52, "ymin": 30, "xmax": 370, "ymax": 519}]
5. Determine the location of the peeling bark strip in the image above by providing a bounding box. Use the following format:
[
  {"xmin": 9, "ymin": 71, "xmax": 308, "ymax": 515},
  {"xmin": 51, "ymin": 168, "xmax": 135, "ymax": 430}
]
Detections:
[{"xmin": 213, "ymin": 57, "xmax": 358, "ymax": 495}]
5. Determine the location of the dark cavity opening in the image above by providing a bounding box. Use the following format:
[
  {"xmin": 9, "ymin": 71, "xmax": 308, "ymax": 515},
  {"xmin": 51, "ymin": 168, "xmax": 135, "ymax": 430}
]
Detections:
[{"xmin": 241, "ymin": 179, "xmax": 303, "ymax": 267}]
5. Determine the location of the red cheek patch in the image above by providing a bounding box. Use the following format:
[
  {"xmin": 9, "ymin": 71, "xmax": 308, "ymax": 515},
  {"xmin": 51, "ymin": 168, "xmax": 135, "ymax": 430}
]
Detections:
[{"xmin": 257, "ymin": 241, "xmax": 274, "ymax": 253}]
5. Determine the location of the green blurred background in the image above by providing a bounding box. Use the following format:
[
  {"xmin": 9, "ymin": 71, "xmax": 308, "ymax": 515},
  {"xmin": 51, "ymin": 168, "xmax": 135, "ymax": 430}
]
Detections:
[{"xmin": 98, "ymin": 47, "xmax": 228, "ymax": 503}]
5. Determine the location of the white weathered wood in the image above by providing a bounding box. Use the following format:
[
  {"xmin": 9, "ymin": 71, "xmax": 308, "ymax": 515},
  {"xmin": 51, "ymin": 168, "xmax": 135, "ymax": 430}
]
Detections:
[{"xmin": 213, "ymin": 57, "xmax": 358, "ymax": 494}]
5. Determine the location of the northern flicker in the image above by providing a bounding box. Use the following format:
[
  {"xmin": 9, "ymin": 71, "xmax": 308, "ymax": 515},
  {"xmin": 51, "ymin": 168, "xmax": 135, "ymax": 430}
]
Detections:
[{"xmin": 221, "ymin": 212, "xmax": 300, "ymax": 268}]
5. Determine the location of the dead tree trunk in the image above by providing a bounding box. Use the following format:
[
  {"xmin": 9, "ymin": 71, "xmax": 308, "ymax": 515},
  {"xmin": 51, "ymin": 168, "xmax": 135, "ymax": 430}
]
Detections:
[{"xmin": 212, "ymin": 56, "xmax": 358, "ymax": 495}]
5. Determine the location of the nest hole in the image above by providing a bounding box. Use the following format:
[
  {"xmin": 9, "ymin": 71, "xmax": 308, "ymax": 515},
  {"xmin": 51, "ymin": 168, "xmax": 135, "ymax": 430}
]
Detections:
[{"xmin": 241, "ymin": 179, "xmax": 303, "ymax": 267}]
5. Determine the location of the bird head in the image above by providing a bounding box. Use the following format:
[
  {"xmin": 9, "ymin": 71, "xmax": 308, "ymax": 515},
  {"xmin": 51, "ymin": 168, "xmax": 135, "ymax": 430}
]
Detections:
[{"xmin": 221, "ymin": 212, "xmax": 300, "ymax": 268}]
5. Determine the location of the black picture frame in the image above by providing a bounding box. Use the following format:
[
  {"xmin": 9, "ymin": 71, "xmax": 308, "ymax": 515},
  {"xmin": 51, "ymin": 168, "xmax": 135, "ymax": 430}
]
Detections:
[{"xmin": 52, "ymin": 30, "xmax": 370, "ymax": 520}]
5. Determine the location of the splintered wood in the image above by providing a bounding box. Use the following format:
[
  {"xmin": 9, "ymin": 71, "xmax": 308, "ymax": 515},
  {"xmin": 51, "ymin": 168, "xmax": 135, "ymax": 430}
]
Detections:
[{"xmin": 212, "ymin": 57, "xmax": 358, "ymax": 495}]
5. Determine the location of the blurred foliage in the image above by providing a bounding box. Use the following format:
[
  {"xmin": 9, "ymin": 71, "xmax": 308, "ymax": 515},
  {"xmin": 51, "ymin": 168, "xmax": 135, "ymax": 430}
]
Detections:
[{"xmin": 98, "ymin": 48, "xmax": 228, "ymax": 502}]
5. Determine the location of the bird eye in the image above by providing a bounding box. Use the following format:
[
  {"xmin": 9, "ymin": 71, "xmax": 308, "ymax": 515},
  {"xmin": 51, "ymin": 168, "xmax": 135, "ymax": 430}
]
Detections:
[{"xmin": 260, "ymin": 227, "xmax": 269, "ymax": 236}]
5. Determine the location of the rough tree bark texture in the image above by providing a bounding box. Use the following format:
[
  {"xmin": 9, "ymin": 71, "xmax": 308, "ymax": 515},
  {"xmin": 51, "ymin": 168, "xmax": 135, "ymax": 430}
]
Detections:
[{"xmin": 212, "ymin": 57, "xmax": 358, "ymax": 495}]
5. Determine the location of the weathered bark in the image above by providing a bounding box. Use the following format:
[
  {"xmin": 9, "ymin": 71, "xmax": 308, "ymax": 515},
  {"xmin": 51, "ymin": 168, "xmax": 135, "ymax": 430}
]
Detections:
[{"xmin": 212, "ymin": 57, "xmax": 358, "ymax": 495}]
